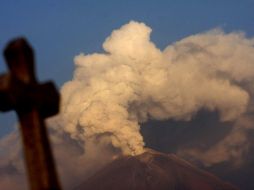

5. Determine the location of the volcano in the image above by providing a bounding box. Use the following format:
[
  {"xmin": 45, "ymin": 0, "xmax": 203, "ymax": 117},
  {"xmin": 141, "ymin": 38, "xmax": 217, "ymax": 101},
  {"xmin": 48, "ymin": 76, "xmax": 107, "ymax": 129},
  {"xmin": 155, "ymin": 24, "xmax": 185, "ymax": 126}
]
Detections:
[{"xmin": 75, "ymin": 149, "xmax": 238, "ymax": 190}]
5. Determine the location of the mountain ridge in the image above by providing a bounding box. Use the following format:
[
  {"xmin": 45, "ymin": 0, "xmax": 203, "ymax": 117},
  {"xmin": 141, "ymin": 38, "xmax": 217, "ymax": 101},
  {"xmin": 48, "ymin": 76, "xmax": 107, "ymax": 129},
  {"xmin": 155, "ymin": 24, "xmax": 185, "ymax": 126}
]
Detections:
[{"xmin": 75, "ymin": 149, "xmax": 239, "ymax": 190}]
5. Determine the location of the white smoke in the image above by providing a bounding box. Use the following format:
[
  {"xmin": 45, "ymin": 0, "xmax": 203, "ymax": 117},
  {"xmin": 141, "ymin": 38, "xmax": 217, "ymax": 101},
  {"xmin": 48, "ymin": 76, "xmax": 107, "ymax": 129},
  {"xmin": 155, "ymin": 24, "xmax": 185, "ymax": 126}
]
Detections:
[
  {"xmin": 60, "ymin": 21, "xmax": 254, "ymax": 157},
  {"xmin": 1, "ymin": 21, "xmax": 254, "ymax": 190}
]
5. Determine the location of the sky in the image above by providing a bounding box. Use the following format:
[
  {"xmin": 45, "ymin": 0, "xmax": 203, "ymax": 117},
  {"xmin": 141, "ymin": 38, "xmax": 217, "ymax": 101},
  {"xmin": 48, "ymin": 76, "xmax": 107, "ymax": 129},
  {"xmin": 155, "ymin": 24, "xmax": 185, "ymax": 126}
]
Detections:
[
  {"xmin": 1, "ymin": 1, "xmax": 254, "ymax": 189},
  {"xmin": 0, "ymin": 0, "xmax": 254, "ymax": 135}
]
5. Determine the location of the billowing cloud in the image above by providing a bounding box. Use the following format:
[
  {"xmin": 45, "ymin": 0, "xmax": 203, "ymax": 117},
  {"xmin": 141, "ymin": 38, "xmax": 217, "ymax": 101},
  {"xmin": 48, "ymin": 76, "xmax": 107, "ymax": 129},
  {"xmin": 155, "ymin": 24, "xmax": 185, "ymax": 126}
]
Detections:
[
  {"xmin": 1, "ymin": 21, "xmax": 254, "ymax": 190},
  {"xmin": 60, "ymin": 21, "xmax": 252, "ymax": 157}
]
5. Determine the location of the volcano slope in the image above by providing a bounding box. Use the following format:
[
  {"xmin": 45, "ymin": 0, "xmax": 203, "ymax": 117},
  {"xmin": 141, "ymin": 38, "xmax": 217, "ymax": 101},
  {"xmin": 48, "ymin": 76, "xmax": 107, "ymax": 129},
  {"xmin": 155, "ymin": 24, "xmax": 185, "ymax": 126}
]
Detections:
[{"xmin": 75, "ymin": 149, "xmax": 238, "ymax": 190}]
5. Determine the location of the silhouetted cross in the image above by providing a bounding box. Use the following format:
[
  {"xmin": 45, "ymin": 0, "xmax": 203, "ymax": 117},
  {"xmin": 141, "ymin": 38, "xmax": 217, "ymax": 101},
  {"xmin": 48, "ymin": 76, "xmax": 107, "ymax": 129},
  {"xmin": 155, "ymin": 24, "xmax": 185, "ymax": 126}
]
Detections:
[{"xmin": 0, "ymin": 38, "xmax": 62, "ymax": 190}]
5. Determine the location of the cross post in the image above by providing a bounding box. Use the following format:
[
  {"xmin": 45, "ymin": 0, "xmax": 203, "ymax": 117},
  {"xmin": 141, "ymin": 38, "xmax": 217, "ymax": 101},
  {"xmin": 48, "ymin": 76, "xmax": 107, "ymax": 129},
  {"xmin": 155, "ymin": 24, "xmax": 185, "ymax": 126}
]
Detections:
[{"xmin": 0, "ymin": 38, "xmax": 62, "ymax": 190}]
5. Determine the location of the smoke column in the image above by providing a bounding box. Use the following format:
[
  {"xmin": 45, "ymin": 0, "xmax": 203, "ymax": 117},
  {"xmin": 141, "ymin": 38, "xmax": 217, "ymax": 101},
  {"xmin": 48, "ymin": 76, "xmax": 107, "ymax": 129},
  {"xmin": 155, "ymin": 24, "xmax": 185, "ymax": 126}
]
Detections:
[
  {"xmin": 1, "ymin": 20, "xmax": 254, "ymax": 190},
  {"xmin": 60, "ymin": 21, "xmax": 254, "ymax": 156}
]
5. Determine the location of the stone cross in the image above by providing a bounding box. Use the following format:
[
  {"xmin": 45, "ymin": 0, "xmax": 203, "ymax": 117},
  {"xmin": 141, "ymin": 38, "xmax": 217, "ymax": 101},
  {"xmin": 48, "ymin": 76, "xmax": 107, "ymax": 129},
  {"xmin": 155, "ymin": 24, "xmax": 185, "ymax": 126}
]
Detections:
[{"xmin": 0, "ymin": 38, "xmax": 62, "ymax": 190}]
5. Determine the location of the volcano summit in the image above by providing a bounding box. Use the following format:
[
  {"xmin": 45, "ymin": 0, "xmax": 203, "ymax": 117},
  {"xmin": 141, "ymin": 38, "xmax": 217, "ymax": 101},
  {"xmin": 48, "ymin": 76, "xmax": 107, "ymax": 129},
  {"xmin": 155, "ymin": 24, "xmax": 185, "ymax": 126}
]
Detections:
[{"xmin": 75, "ymin": 149, "xmax": 238, "ymax": 190}]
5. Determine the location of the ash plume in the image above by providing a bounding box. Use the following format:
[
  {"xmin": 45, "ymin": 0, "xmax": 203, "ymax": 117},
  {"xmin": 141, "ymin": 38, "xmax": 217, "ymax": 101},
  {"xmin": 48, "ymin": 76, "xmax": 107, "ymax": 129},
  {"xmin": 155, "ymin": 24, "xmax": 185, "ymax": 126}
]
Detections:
[
  {"xmin": 1, "ymin": 21, "xmax": 254, "ymax": 190},
  {"xmin": 60, "ymin": 21, "xmax": 253, "ymax": 157}
]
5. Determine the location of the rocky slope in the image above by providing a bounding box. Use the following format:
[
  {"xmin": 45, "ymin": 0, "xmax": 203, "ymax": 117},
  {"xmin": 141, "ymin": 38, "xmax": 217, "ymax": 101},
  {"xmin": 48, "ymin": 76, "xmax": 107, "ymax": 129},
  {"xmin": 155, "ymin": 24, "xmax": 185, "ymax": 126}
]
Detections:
[{"xmin": 75, "ymin": 149, "xmax": 239, "ymax": 190}]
